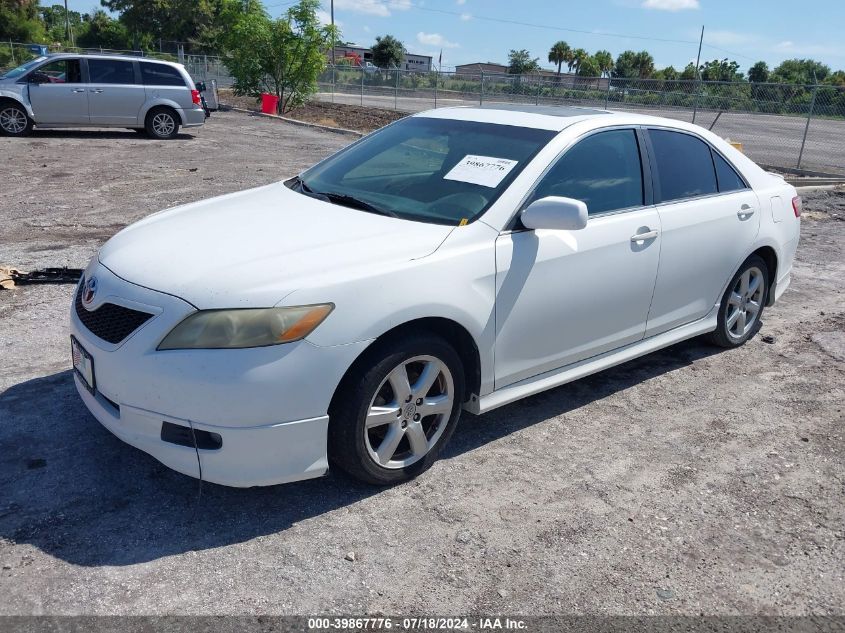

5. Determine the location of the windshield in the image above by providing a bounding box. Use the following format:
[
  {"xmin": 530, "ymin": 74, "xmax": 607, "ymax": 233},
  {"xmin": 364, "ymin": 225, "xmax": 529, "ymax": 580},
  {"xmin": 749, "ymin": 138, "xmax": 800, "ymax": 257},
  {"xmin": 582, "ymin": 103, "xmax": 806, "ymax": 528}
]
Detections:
[
  {"xmin": 1, "ymin": 56, "xmax": 47, "ymax": 80},
  {"xmin": 298, "ymin": 117, "xmax": 557, "ymax": 225}
]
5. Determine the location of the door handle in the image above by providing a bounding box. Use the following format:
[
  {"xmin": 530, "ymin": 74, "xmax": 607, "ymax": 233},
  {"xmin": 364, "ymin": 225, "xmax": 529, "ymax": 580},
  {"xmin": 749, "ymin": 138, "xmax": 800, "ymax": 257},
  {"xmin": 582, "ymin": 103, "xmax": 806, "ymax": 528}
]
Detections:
[
  {"xmin": 71, "ymin": 88, "xmax": 86, "ymax": 93},
  {"xmin": 90, "ymin": 89, "xmax": 104, "ymax": 93},
  {"xmin": 737, "ymin": 204, "xmax": 755, "ymax": 219},
  {"xmin": 630, "ymin": 229, "xmax": 659, "ymax": 242}
]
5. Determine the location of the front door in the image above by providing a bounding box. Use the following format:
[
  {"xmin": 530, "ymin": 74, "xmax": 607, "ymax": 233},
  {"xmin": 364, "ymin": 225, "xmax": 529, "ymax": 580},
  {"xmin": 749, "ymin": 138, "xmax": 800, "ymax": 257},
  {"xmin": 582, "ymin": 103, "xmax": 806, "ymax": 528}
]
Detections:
[
  {"xmin": 494, "ymin": 128, "xmax": 661, "ymax": 389},
  {"xmin": 643, "ymin": 129, "xmax": 762, "ymax": 337},
  {"xmin": 27, "ymin": 58, "xmax": 88, "ymax": 124},
  {"xmin": 86, "ymin": 58, "xmax": 145, "ymax": 126}
]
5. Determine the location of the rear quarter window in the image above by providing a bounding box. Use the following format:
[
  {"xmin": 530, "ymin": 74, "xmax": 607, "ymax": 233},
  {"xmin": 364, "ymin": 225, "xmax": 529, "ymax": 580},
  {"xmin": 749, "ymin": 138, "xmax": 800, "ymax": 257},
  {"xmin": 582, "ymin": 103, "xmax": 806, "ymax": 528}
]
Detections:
[
  {"xmin": 712, "ymin": 150, "xmax": 747, "ymax": 192},
  {"xmin": 140, "ymin": 63, "xmax": 187, "ymax": 87}
]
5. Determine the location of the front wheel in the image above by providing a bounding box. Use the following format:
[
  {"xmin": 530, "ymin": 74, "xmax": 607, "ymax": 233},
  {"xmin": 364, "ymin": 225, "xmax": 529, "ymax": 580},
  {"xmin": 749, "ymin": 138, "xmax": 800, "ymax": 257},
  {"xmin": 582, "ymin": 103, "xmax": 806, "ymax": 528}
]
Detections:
[
  {"xmin": 707, "ymin": 255, "xmax": 768, "ymax": 348},
  {"xmin": 145, "ymin": 107, "xmax": 180, "ymax": 139},
  {"xmin": 0, "ymin": 102, "xmax": 33, "ymax": 137},
  {"xmin": 328, "ymin": 334, "xmax": 465, "ymax": 485}
]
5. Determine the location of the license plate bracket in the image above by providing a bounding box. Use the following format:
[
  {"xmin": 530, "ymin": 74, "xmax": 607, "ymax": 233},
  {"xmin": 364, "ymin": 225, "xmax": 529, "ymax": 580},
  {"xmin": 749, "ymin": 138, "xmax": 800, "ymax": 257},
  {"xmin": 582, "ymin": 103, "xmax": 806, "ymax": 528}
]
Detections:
[{"xmin": 71, "ymin": 335, "xmax": 96, "ymax": 393}]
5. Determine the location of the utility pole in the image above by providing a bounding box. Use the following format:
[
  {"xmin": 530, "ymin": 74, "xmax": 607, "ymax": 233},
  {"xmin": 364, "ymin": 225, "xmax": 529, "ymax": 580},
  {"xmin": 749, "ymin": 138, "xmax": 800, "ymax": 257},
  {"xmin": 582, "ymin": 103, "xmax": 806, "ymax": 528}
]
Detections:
[
  {"xmin": 330, "ymin": 0, "xmax": 335, "ymax": 66},
  {"xmin": 692, "ymin": 25, "xmax": 704, "ymax": 124},
  {"xmin": 64, "ymin": 0, "xmax": 71, "ymax": 43}
]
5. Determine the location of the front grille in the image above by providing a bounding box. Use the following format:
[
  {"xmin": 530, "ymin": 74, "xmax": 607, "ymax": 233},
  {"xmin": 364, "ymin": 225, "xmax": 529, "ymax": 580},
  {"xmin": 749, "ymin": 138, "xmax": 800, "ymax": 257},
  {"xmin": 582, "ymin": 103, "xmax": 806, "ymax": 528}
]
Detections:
[{"xmin": 75, "ymin": 280, "xmax": 154, "ymax": 344}]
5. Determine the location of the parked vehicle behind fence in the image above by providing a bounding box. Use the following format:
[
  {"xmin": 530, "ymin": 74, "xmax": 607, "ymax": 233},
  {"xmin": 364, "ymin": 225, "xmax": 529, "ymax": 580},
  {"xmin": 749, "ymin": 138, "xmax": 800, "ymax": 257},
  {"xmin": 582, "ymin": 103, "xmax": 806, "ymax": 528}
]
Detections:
[{"xmin": 0, "ymin": 53, "xmax": 206, "ymax": 139}]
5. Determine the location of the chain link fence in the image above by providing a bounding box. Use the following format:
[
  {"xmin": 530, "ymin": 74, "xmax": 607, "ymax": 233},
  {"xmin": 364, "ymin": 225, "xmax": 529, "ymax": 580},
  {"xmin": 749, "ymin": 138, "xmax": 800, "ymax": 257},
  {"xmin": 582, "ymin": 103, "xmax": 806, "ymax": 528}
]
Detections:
[{"xmin": 317, "ymin": 66, "xmax": 845, "ymax": 174}]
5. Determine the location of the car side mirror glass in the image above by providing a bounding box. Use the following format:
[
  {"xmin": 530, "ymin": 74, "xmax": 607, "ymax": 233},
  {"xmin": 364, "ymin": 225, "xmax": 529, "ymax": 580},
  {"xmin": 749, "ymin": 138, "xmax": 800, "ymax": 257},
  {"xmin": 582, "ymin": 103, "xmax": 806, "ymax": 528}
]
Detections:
[
  {"xmin": 28, "ymin": 72, "xmax": 49, "ymax": 84},
  {"xmin": 520, "ymin": 196, "xmax": 589, "ymax": 231}
]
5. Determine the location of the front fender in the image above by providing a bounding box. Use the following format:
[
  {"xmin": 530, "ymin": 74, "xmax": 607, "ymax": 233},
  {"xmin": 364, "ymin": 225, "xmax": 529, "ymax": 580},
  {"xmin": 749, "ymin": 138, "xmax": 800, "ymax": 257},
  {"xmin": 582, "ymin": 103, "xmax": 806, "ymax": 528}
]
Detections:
[{"xmin": 0, "ymin": 87, "xmax": 33, "ymax": 118}]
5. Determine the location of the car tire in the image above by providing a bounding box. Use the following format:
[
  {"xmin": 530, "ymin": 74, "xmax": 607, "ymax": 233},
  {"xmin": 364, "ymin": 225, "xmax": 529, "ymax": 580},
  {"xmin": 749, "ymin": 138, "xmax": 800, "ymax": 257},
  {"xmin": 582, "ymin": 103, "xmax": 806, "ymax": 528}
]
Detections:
[
  {"xmin": 0, "ymin": 101, "xmax": 33, "ymax": 137},
  {"xmin": 707, "ymin": 254, "xmax": 769, "ymax": 348},
  {"xmin": 144, "ymin": 107, "xmax": 180, "ymax": 140},
  {"xmin": 328, "ymin": 333, "xmax": 465, "ymax": 486}
]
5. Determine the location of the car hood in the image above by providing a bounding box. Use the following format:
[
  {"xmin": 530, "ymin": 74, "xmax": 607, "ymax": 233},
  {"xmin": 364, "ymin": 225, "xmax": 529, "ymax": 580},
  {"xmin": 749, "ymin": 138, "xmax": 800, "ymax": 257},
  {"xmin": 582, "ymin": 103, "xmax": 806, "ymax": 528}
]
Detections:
[{"xmin": 98, "ymin": 181, "xmax": 455, "ymax": 308}]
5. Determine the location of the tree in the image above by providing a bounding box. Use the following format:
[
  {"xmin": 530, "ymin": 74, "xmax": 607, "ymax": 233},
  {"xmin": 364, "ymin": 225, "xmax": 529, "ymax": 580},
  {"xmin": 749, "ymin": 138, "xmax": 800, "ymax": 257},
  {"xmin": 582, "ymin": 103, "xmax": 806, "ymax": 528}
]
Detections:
[
  {"xmin": 100, "ymin": 0, "xmax": 224, "ymax": 52},
  {"xmin": 571, "ymin": 48, "xmax": 588, "ymax": 74},
  {"xmin": 223, "ymin": 0, "xmax": 335, "ymax": 114},
  {"xmin": 371, "ymin": 34, "xmax": 404, "ymax": 69},
  {"xmin": 548, "ymin": 40, "xmax": 570, "ymax": 76},
  {"xmin": 40, "ymin": 4, "xmax": 84, "ymax": 43},
  {"xmin": 634, "ymin": 50, "xmax": 655, "ymax": 78},
  {"xmin": 699, "ymin": 58, "xmax": 742, "ymax": 82},
  {"xmin": 771, "ymin": 58, "xmax": 830, "ymax": 84},
  {"xmin": 827, "ymin": 70, "xmax": 845, "ymax": 87},
  {"xmin": 507, "ymin": 49, "xmax": 540, "ymax": 75},
  {"xmin": 594, "ymin": 49, "xmax": 613, "ymax": 78},
  {"xmin": 577, "ymin": 55, "xmax": 600, "ymax": 77},
  {"xmin": 612, "ymin": 50, "xmax": 638, "ymax": 78},
  {"xmin": 76, "ymin": 10, "xmax": 131, "ymax": 50},
  {"xmin": 748, "ymin": 61, "xmax": 769, "ymax": 83},
  {"xmin": 680, "ymin": 62, "xmax": 697, "ymax": 80},
  {"xmin": 654, "ymin": 65, "xmax": 678, "ymax": 81},
  {"xmin": 0, "ymin": 0, "xmax": 45, "ymax": 41}
]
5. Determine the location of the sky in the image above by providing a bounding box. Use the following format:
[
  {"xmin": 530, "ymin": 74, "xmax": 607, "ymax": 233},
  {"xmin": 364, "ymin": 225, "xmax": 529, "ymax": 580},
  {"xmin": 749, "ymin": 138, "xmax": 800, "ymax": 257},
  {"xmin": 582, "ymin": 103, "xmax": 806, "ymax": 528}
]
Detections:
[{"xmin": 65, "ymin": 0, "xmax": 845, "ymax": 73}]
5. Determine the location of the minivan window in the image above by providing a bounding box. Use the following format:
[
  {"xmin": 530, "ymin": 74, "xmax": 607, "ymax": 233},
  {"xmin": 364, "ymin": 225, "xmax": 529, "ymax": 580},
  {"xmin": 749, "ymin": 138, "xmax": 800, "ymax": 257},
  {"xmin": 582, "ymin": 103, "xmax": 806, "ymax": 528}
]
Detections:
[
  {"xmin": 140, "ymin": 63, "xmax": 186, "ymax": 87},
  {"xmin": 0, "ymin": 57, "xmax": 47, "ymax": 80},
  {"xmin": 531, "ymin": 129, "xmax": 644, "ymax": 215},
  {"xmin": 649, "ymin": 129, "xmax": 718, "ymax": 202},
  {"xmin": 712, "ymin": 151, "xmax": 746, "ymax": 193},
  {"xmin": 35, "ymin": 59, "xmax": 82, "ymax": 83},
  {"xmin": 88, "ymin": 59, "xmax": 136, "ymax": 84}
]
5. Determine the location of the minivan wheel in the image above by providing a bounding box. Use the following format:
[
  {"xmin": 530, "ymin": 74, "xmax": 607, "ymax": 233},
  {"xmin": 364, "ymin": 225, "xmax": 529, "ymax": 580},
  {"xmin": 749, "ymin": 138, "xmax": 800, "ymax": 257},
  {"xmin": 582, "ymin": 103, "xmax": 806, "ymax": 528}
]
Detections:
[
  {"xmin": 0, "ymin": 102, "xmax": 33, "ymax": 137},
  {"xmin": 328, "ymin": 334, "xmax": 465, "ymax": 485},
  {"xmin": 145, "ymin": 107, "xmax": 180, "ymax": 139},
  {"xmin": 707, "ymin": 255, "xmax": 769, "ymax": 348}
]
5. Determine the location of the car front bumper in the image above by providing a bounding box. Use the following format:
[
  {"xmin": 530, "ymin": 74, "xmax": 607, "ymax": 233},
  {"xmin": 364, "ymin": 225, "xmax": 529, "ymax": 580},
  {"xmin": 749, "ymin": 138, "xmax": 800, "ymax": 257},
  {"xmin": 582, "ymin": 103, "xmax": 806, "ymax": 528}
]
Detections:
[{"xmin": 70, "ymin": 260, "xmax": 370, "ymax": 487}]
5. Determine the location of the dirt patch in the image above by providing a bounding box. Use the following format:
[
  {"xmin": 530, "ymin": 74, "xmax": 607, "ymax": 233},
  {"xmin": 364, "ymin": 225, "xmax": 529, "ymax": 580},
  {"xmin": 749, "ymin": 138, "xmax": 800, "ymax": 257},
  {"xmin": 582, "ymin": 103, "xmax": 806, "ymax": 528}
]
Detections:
[{"xmin": 219, "ymin": 90, "xmax": 407, "ymax": 133}]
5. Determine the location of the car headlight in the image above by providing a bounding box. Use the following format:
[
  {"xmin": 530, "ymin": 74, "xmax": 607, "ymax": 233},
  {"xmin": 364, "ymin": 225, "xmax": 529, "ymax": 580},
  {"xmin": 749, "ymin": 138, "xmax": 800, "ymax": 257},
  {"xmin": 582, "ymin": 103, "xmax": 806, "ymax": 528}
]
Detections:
[{"xmin": 157, "ymin": 304, "xmax": 334, "ymax": 350}]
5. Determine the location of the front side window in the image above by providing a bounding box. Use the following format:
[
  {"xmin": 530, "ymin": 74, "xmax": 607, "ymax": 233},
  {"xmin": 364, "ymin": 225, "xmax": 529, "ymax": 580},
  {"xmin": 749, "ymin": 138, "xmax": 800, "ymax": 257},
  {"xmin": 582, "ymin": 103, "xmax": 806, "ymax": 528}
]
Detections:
[
  {"xmin": 649, "ymin": 129, "xmax": 718, "ymax": 202},
  {"xmin": 0, "ymin": 56, "xmax": 47, "ymax": 80},
  {"xmin": 530, "ymin": 129, "xmax": 644, "ymax": 215},
  {"xmin": 88, "ymin": 59, "xmax": 136, "ymax": 85},
  {"xmin": 140, "ymin": 63, "xmax": 187, "ymax": 87},
  {"xmin": 33, "ymin": 59, "xmax": 82, "ymax": 83},
  {"xmin": 300, "ymin": 117, "xmax": 556, "ymax": 225},
  {"xmin": 712, "ymin": 151, "xmax": 747, "ymax": 193}
]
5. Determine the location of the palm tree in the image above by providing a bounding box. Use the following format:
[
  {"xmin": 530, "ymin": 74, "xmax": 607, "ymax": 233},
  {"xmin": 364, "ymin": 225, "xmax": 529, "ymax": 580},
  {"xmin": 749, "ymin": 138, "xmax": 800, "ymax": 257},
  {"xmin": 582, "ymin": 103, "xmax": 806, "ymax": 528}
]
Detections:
[
  {"xmin": 571, "ymin": 48, "xmax": 588, "ymax": 74},
  {"xmin": 594, "ymin": 49, "xmax": 613, "ymax": 78},
  {"xmin": 634, "ymin": 50, "xmax": 655, "ymax": 78},
  {"xmin": 548, "ymin": 40, "xmax": 571, "ymax": 76}
]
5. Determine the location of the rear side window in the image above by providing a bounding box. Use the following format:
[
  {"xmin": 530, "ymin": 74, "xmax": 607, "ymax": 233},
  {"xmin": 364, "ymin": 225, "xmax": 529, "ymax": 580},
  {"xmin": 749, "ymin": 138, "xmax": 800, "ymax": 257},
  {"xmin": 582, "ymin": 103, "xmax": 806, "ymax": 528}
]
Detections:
[
  {"xmin": 88, "ymin": 59, "xmax": 136, "ymax": 84},
  {"xmin": 140, "ymin": 63, "xmax": 187, "ymax": 87},
  {"xmin": 649, "ymin": 129, "xmax": 717, "ymax": 202},
  {"xmin": 712, "ymin": 151, "xmax": 746, "ymax": 192},
  {"xmin": 531, "ymin": 129, "xmax": 644, "ymax": 215}
]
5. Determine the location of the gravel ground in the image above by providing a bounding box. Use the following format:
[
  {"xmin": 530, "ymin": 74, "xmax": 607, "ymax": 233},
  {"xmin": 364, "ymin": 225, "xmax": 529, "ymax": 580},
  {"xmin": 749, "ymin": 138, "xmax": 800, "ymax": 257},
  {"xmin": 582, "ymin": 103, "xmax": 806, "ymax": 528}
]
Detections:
[{"xmin": 0, "ymin": 111, "xmax": 843, "ymax": 616}]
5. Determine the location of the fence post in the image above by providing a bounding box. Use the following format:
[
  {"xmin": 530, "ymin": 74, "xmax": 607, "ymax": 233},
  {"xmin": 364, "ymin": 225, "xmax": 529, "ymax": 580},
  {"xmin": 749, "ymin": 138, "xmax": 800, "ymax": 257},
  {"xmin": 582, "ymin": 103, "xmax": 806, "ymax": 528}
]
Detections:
[
  {"xmin": 535, "ymin": 75, "xmax": 541, "ymax": 105},
  {"xmin": 394, "ymin": 68, "xmax": 399, "ymax": 110},
  {"xmin": 434, "ymin": 70, "xmax": 439, "ymax": 109},
  {"xmin": 360, "ymin": 67, "xmax": 364, "ymax": 106},
  {"xmin": 692, "ymin": 77, "xmax": 701, "ymax": 124},
  {"xmin": 8, "ymin": 39, "xmax": 14, "ymax": 65},
  {"xmin": 604, "ymin": 75, "xmax": 612, "ymax": 109},
  {"xmin": 331, "ymin": 65, "xmax": 335, "ymax": 103},
  {"xmin": 797, "ymin": 82, "xmax": 819, "ymax": 169},
  {"xmin": 480, "ymin": 70, "xmax": 484, "ymax": 105}
]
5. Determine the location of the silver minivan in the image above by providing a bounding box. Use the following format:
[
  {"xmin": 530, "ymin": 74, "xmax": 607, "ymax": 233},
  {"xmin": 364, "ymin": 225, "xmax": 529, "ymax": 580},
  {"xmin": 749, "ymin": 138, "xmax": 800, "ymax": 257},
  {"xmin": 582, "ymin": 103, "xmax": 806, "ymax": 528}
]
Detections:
[{"xmin": 0, "ymin": 53, "xmax": 206, "ymax": 139}]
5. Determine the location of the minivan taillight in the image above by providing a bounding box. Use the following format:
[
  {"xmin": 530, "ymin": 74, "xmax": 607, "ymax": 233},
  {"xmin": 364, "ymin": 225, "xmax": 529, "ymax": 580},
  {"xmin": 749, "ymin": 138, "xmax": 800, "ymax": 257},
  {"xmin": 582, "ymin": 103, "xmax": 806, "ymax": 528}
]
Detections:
[
  {"xmin": 191, "ymin": 89, "xmax": 201, "ymax": 105},
  {"xmin": 792, "ymin": 196, "xmax": 802, "ymax": 218}
]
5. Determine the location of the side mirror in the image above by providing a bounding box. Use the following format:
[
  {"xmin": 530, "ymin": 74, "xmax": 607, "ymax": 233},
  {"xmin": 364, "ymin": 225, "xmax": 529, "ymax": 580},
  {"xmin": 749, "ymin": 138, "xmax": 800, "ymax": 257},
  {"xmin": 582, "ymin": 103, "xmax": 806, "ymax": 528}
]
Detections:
[
  {"xmin": 28, "ymin": 72, "xmax": 49, "ymax": 84},
  {"xmin": 520, "ymin": 196, "xmax": 588, "ymax": 231}
]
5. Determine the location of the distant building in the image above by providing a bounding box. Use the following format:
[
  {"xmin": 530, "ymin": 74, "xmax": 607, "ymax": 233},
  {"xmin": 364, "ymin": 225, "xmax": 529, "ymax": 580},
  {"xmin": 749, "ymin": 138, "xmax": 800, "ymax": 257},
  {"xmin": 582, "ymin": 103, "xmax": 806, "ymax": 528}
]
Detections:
[
  {"xmin": 330, "ymin": 45, "xmax": 432, "ymax": 72},
  {"xmin": 454, "ymin": 62, "xmax": 509, "ymax": 75}
]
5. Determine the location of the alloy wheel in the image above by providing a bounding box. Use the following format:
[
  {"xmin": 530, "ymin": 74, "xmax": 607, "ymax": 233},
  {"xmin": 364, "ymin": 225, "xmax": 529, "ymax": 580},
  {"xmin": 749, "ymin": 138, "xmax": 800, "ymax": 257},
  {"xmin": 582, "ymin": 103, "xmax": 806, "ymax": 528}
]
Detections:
[
  {"xmin": 726, "ymin": 266, "xmax": 765, "ymax": 340},
  {"xmin": 0, "ymin": 107, "xmax": 27, "ymax": 134},
  {"xmin": 151, "ymin": 113, "xmax": 175, "ymax": 137},
  {"xmin": 363, "ymin": 355, "xmax": 455, "ymax": 469}
]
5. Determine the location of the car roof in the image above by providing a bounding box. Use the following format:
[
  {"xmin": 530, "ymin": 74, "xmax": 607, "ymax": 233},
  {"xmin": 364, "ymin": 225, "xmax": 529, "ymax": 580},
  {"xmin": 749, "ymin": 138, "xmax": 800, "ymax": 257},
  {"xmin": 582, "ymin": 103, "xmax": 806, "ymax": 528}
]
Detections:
[
  {"xmin": 43, "ymin": 52, "xmax": 183, "ymax": 67},
  {"xmin": 416, "ymin": 104, "xmax": 705, "ymax": 133}
]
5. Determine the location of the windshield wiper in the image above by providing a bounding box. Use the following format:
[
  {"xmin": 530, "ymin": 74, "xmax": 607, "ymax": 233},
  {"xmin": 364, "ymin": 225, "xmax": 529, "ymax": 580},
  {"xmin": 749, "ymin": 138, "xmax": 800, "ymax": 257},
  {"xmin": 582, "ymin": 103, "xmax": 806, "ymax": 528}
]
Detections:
[{"xmin": 315, "ymin": 191, "xmax": 400, "ymax": 218}]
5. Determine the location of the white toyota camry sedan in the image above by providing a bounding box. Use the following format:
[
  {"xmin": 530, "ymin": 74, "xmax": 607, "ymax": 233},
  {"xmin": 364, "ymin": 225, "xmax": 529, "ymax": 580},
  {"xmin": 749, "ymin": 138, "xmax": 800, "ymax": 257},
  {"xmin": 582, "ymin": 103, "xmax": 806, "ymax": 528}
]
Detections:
[{"xmin": 70, "ymin": 104, "xmax": 801, "ymax": 487}]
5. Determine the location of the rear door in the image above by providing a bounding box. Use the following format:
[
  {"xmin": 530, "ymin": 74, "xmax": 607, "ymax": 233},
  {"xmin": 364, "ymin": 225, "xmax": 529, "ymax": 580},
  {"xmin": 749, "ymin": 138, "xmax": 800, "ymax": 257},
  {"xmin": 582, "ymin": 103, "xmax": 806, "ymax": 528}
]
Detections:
[
  {"xmin": 86, "ymin": 58, "xmax": 145, "ymax": 125},
  {"xmin": 644, "ymin": 128, "xmax": 761, "ymax": 337},
  {"xmin": 27, "ymin": 58, "xmax": 88, "ymax": 124},
  {"xmin": 140, "ymin": 62, "xmax": 192, "ymax": 110}
]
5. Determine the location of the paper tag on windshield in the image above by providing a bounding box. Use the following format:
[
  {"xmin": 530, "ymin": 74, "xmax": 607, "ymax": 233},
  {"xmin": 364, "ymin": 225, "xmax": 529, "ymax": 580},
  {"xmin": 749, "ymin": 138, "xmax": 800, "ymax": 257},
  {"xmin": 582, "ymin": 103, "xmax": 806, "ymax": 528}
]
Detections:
[{"xmin": 443, "ymin": 155, "xmax": 518, "ymax": 188}]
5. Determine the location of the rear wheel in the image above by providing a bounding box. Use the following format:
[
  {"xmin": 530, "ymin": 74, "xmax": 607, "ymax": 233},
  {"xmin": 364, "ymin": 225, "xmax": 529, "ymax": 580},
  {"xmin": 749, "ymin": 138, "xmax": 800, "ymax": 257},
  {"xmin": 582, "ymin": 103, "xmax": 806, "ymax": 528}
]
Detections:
[
  {"xmin": 0, "ymin": 102, "xmax": 32, "ymax": 137},
  {"xmin": 145, "ymin": 107, "xmax": 180, "ymax": 139},
  {"xmin": 707, "ymin": 255, "xmax": 768, "ymax": 348},
  {"xmin": 328, "ymin": 334, "xmax": 465, "ymax": 485}
]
